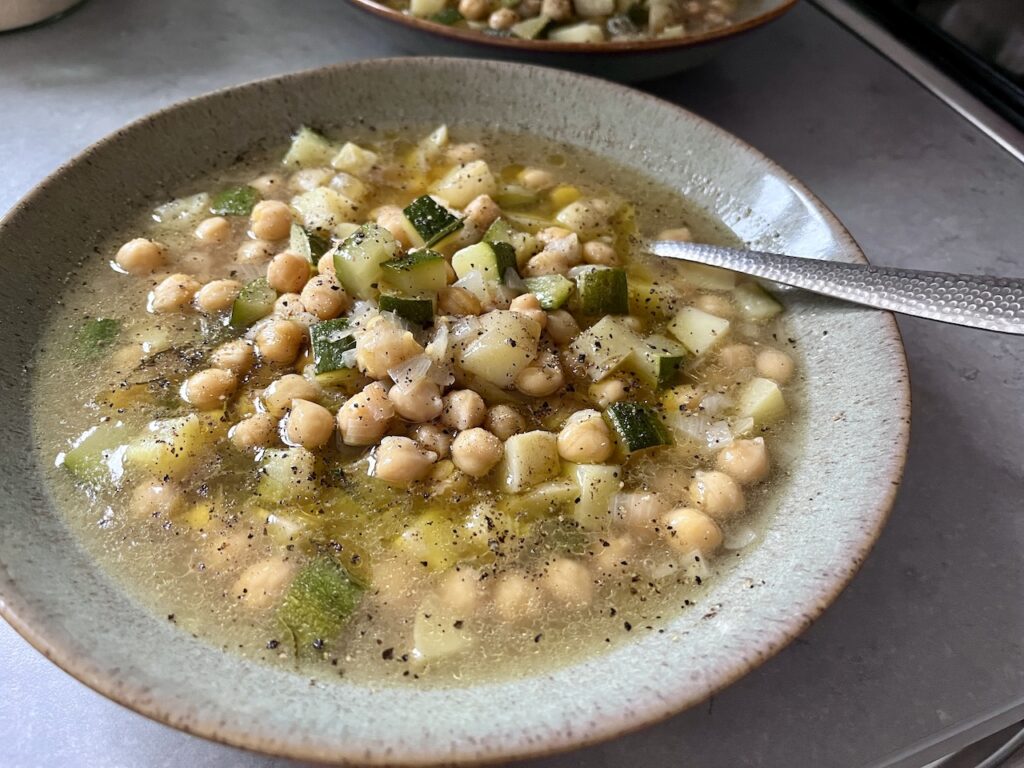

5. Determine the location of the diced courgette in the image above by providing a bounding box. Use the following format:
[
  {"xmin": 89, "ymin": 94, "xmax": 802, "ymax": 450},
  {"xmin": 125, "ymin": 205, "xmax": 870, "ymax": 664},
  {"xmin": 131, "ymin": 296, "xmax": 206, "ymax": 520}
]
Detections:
[
  {"xmin": 411, "ymin": 595, "xmax": 473, "ymax": 668},
  {"xmin": 604, "ymin": 402, "xmax": 672, "ymax": 453},
  {"xmin": 257, "ymin": 447, "xmax": 318, "ymax": 503},
  {"xmin": 568, "ymin": 463, "xmax": 623, "ymax": 529},
  {"xmin": 523, "ymin": 274, "xmax": 574, "ymax": 310},
  {"xmin": 291, "ymin": 187, "xmax": 359, "ymax": 236},
  {"xmin": 430, "ymin": 159, "xmax": 497, "ymax": 208},
  {"xmin": 568, "ymin": 316, "xmax": 639, "ymax": 381},
  {"xmin": 484, "ymin": 217, "xmax": 538, "ymax": 265},
  {"xmin": 278, "ymin": 557, "xmax": 363, "ymax": 653},
  {"xmin": 75, "ymin": 318, "xmax": 121, "ymax": 360},
  {"xmin": 282, "ymin": 126, "xmax": 337, "ymax": 169},
  {"xmin": 409, "ymin": 0, "xmax": 446, "ymax": 17},
  {"xmin": 209, "ymin": 186, "xmax": 260, "ymax": 217},
  {"xmin": 511, "ymin": 13, "xmax": 550, "ymax": 39},
  {"xmin": 62, "ymin": 421, "xmax": 129, "ymax": 486},
  {"xmin": 381, "ymin": 250, "xmax": 449, "ymax": 295},
  {"xmin": 500, "ymin": 430, "xmax": 561, "ymax": 493},
  {"xmin": 331, "ymin": 142, "xmax": 379, "ymax": 177},
  {"xmin": 736, "ymin": 377, "xmax": 787, "ymax": 426},
  {"xmin": 379, "ymin": 294, "xmax": 434, "ymax": 325},
  {"xmin": 734, "ymin": 282, "xmax": 783, "ymax": 321},
  {"xmin": 575, "ymin": 267, "xmax": 628, "ymax": 315},
  {"xmin": 493, "ymin": 184, "xmax": 539, "ymax": 208},
  {"xmin": 430, "ymin": 6, "xmax": 463, "ymax": 24},
  {"xmin": 310, "ymin": 318, "xmax": 356, "ymax": 374},
  {"xmin": 668, "ymin": 306, "xmax": 731, "ymax": 356},
  {"xmin": 290, "ymin": 223, "xmax": 331, "ymax": 263},
  {"xmin": 230, "ymin": 277, "xmax": 277, "ymax": 328},
  {"xmin": 403, "ymin": 195, "xmax": 464, "ymax": 247},
  {"xmin": 452, "ymin": 240, "xmax": 518, "ymax": 283},
  {"xmin": 629, "ymin": 334, "xmax": 687, "ymax": 389},
  {"xmin": 628, "ymin": 278, "xmax": 680, "ymax": 320},
  {"xmin": 458, "ymin": 310, "xmax": 541, "ymax": 388},
  {"xmin": 332, "ymin": 223, "xmax": 400, "ymax": 299},
  {"xmin": 124, "ymin": 413, "xmax": 220, "ymax": 480},
  {"xmin": 548, "ymin": 21, "xmax": 605, "ymax": 43}
]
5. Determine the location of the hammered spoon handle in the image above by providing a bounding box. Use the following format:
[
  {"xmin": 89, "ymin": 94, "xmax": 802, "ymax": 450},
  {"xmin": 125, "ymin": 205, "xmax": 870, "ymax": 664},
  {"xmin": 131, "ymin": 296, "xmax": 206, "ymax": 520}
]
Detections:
[{"xmin": 646, "ymin": 240, "xmax": 1024, "ymax": 335}]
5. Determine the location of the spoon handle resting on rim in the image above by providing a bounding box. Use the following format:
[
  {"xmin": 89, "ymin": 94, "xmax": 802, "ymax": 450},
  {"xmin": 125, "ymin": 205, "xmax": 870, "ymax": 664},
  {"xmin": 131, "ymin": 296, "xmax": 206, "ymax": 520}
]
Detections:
[{"xmin": 646, "ymin": 240, "xmax": 1024, "ymax": 335}]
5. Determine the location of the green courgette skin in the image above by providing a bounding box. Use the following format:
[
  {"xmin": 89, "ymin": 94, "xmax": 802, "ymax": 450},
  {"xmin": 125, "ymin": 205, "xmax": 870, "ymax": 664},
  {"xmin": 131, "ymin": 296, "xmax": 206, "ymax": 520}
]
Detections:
[
  {"xmin": 289, "ymin": 223, "xmax": 331, "ymax": 262},
  {"xmin": 310, "ymin": 318, "xmax": 356, "ymax": 374},
  {"xmin": 403, "ymin": 195, "xmax": 463, "ymax": 246},
  {"xmin": 278, "ymin": 557, "xmax": 364, "ymax": 653},
  {"xmin": 230, "ymin": 278, "xmax": 277, "ymax": 329},
  {"xmin": 604, "ymin": 402, "xmax": 671, "ymax": 452},
  {"xmin": 76, "ymin": 318, "xmax": 121, "ymax": 359},
  {"xmin": 210, "ymin": 186, "xmax": 260, "ymax": 216},
  {"xmin": 380, "ymin": 250, "xmax": 448, "ymax": 295},
  {"xmin": 576, "ymin": 268, "xmax": 628, "ymax": 315},
  {"xmin": 523, "ymin": 275, "xmax": 574, "ymax": 310},
  {"xmin": 379, "ymin": 294, "xmax": 435, "ymax": 325}
]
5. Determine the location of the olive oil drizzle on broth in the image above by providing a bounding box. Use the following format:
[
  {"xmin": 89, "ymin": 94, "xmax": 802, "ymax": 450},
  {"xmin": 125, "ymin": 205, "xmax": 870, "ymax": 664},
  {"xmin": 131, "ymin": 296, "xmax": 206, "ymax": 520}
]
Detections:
[{"xmin": 32, "ymin": 127, "xmax": 795, "ymax": 685}]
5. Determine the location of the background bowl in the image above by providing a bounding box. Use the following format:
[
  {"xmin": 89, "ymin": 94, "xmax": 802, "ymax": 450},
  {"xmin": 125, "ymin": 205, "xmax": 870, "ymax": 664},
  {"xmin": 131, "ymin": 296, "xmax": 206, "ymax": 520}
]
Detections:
[
  {"xmin": 0, "ymin": 58, "xmax": 909, "ymax": 764},
  {"xmin": 344, "ymin": 0, "xmax": 797, "ymax": 81}
]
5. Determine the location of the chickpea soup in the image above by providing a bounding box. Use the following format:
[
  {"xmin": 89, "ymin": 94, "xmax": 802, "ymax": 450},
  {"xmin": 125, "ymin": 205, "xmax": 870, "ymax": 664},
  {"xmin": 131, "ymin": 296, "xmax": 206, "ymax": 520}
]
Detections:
[{"xmin": 33, "ymin": 125, "xmax": 798, "ymax": 685}]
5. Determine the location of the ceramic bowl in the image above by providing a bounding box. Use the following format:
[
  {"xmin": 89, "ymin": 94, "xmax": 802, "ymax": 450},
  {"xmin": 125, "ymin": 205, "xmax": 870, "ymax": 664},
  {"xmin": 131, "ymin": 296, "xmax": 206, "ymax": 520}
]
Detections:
[
  {"xmin": 0, "ymin": 58, "xmax": 909, "ymax": 764},
  {"xmin": 345, "ymin": 0, "xmax": 797, "ymax": 81}
]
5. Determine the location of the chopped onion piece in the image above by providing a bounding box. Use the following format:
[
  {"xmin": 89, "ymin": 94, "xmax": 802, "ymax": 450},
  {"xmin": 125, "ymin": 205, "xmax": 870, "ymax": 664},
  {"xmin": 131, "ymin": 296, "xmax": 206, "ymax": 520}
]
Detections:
[
  {"xmin": 453, "ymin": 270, "xmax": 487, "ymax": 302},
  {"xmin": 340, "ymin": 348, "xmax": 358, "ymax": 368},
  {"xmin": 724, "ymin": 525, "xmax": 758, "ymax": 550},
  {"xmin": 705, "ymin": 420, "xmax": 734, "ymax": 449},
  {"xmin": 700, "ymin": 392, "xmax": 732, "ymax": 417},
  {"xmin": 503, "ymin": 268, "xmax": 526, "ymax": 293},
  {"xmin": 388, "ymin": 354, "xmax": 433, "ymax": 391}
]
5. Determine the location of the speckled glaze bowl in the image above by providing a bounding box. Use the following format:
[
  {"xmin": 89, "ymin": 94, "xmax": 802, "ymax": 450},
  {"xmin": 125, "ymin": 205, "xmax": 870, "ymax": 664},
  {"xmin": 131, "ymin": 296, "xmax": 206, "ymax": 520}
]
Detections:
[
  {"xmin": 344, "ymin": 0, "xmax": 797, "ymax": 82},
  {"xmin": 0, "ymin": 58, "xmax": 909, "ymax": 764}
]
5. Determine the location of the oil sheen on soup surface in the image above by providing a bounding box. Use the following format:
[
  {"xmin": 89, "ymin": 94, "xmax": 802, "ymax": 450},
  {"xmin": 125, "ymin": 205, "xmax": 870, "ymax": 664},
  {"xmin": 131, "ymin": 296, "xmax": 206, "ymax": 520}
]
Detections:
[{"xmin": 33, "ymin": 125, "xmax": 798, "ymax": 685}]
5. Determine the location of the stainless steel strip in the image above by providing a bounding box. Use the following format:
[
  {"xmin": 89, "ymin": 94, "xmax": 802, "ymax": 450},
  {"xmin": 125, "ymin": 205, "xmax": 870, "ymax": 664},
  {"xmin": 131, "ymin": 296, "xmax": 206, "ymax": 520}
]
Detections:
[{"xmin": 810, "ymin": 0, "xmax": 1024, "ymax": 163}]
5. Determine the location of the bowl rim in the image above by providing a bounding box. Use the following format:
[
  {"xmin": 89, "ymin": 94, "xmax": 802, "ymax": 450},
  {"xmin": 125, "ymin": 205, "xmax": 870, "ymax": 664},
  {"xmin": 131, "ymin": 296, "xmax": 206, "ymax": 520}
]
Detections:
[
  {"xmin": 0, "ymin": 56, "xmax": 910, "ymax": 766},
  {"xmin": 344, "ymin": 0, "xmax": 799, "ymax": 54}
]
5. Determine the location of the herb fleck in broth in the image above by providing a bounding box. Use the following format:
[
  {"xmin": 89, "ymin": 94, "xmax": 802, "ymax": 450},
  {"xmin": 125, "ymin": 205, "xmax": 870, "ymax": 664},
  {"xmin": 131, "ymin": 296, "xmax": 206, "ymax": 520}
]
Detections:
[{"xmin": 32, "ymin": 126, "xmax": 799, "ymax": 685}]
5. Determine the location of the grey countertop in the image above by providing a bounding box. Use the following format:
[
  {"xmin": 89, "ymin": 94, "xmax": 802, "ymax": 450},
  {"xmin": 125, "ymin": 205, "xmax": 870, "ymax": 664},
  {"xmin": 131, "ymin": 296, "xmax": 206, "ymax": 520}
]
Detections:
[{"xmin": 2, "ymin": 1, "xmax": 1023, "ymax": 766}]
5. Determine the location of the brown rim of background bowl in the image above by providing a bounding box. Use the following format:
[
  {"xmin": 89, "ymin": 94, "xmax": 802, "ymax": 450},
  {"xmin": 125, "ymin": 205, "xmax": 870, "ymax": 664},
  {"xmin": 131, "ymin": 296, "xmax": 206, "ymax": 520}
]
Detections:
[
  {"xmin": 345, "ymin": 0, "xmax": 799, "ymax": 54},
  {"xmin": 0, "ymin": 57, "xmax": 910, "ymax": 766}
]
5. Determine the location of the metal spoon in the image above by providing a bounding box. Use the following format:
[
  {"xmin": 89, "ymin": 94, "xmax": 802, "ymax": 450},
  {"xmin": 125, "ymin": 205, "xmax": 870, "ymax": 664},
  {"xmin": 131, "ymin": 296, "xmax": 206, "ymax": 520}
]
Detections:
[{"xmin": 647, "ymin": 240, "xmax": 1024, "ymax": 335}]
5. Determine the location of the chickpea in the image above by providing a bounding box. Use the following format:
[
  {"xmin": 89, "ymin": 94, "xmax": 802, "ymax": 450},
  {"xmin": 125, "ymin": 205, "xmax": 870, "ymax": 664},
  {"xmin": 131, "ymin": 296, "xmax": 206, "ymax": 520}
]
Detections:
[
  {"xmin": 545, "ymin": 309, "xmax": 580, "ymax": 346},
  {"xmin": 485, "ymin": 404, "xmax": 525, "ymax": 441},
  {"xmin": 262, "ymin": 374, "xmax": 319, "ymax": 417},
  {"xmin": 613, "ymin": 492, "xmax": 669, "ymax": 538},
  {"xmin": 756, "ymin": 348, "xmax": 794, "ymax": 383},
  {"xmin": 231, "ymin": 558, "xmax": 295, "ymax": 609},
  {"xmin": 716, "ymin": 437, "xmax": 769, "ymax": 485},
  {"xmin": 463, "ymin": 194, "xmax": 501, "ymax": 230},
  {"xmin": 438, "ymin": 286, "xmax": 482, "ymax": 316},
  {"xmin": 590, "ymin": 378, "xmax": 627, "ymax": 407},
  {"xmin": 250, "ymin": 200, "xmax": 292, "ymax": 241},
  {"xmin": 441, "ymin": 389, "xmax": 487, "ymax": 431},
  {"xmin": 255, "ymin": 320, "xmax": 305, "ymax": 365},
  {"xmin": 150, "ymin": 273, "xmax": 201, "ymax": 313},
  {"xmin": 514, "ymin": 351, "xmax": 564, "ymax": 397},
  {"xmin": 194, "ymin": 216, "xmax": 231, "ymax": 244},
  {"xmin": 229, "ymin": 412, "xmax": 278, "ymax": 451},
  {"xmin": 545, "ymin": 232, "xmax": 581, "ymax": 266},
  {"xmin": 719, "ymin": 343, "xmax": 755, "ymax": 371},
  {"xmin": 130, "ymin": 478, "xmax": 184, "ymax": 519},
  {"xmin": 182, "ymin": 367, "xmax": 237, "ymax": 410},
  {"xmin": 509, "ymin": 292, "xmax": 547, "ymax": 329},
  {"xmin": 267, "ymin": 251, "xmax": 310, "ymax": 294},
  {"xmin": 375, "ymin": 205, "xmax": 416, "ymax": 248},
  {"xmin": 492, "ymin": 572, "xmax": 539, "ymax": 620},
  {"xmin": 657, "ymin": 226, "xmax": 692, "ymax": 242},
  {"xmin": 518, "ymin": 167, "xmax": 555, "ymax": 192},
  {"xmin": 317, "ymin": 251, "xmax": 336, "ymax": 276},
  {"xmin": 273, "ymin": 292, "xmax": 305, "ymax": 319},
  {"xmin": 194, "ymin": 278, "xmax": 242, "ymax": 314},
  {"xmin": 237, "ymin": 239, "xmax": 275, "ymax": 264},
  {"xmin": 582, "ymin": 240, "xmax": 618, "ymax": 266},
  {"xmin": 593, "ymin": 535, "xmax": 636, "ymax": 574},
  {"xmin": 209, "ymin": 339, "xmax": 255, "ymax": 376},
  {"xmin": 284, "ymin": 398, "xmax": 335, "ymax": 449},
  {"xmin": 451, "ymin": 428, "xmax": 504, "ymax": 477},
  {"xmin": 445, "ymin": 142, "xmax": 485, "ymax": 164},
  {"xmin": 694, "ymin": 293, "xmax": 734, "ymax": 319},
  {"xmin": 373, "ymin": 436, "xmax": 437, "ymax": 484},
  {"xmin": 389, "ymin": 380, "xmax": 444, "ymax": 423},
  {"xmin": 355, "ymin": 315, "xmax": 424, "ymax": 380},
  {"xmin": 248, "ymin": 173, "xmax": 285, "ymax": 197},
  {"xmin": 557, "ymin": 409, "xmax": 613, "ymax": 463},
  {"xmin": 488, "ymin": 6, "xmax": 517, "ymax": 28},
  {"xmin": 115, "ymin": 237, "xmax": 165, "ymax": 275},
  {"xmin": 437, "ymin": 567, "xmax": 484, "ymax": 616},
  {"xmin": 662, "ymin": 507, "xmax": 723, "ymax": 557},
  {"xmin": 688, "ymin": 470, "xmax": 745, "ymax": 520},
  {"xmin": 458, "ymin": 0, "xmax": 491, "ymax": 20},
  {"xmin": 537, "ymin": 226, "xmax": 573, "ymax": 246},
  {"xmin": 412, "ymin": 423, "xmax": 451, "ymax": 458},
  {"xmin": 541, "ymin": 0, "xmax": 572, "ymax": 20},
  {"xmin": 542, "ymin": 558, "xmax": 593, "ymax": 605},
  {"xmin": 337, "ymin": 382, "xmax": 394, "ymax": 445},
  {"xmin": 523, "ymin": 249, "xmax": 569, "ymax": 277},
  {"xmin": 299, "ymin": 273, "xmax": 350, "ymax": 320}
]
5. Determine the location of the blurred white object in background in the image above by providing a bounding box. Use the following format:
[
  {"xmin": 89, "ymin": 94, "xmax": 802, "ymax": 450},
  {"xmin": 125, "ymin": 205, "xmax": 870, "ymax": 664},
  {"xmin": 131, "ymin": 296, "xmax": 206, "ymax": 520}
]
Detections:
[{"xmin": 0, "ymin": 0, "xmax": 82, "ymax": 32}]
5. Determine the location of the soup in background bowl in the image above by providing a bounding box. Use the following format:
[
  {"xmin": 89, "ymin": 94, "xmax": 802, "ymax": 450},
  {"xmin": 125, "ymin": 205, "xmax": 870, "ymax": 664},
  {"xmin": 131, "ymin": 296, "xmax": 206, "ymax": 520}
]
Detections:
[{"xmin": 0, "ymin": 58, "xmax": 909, "ymax": 764}]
